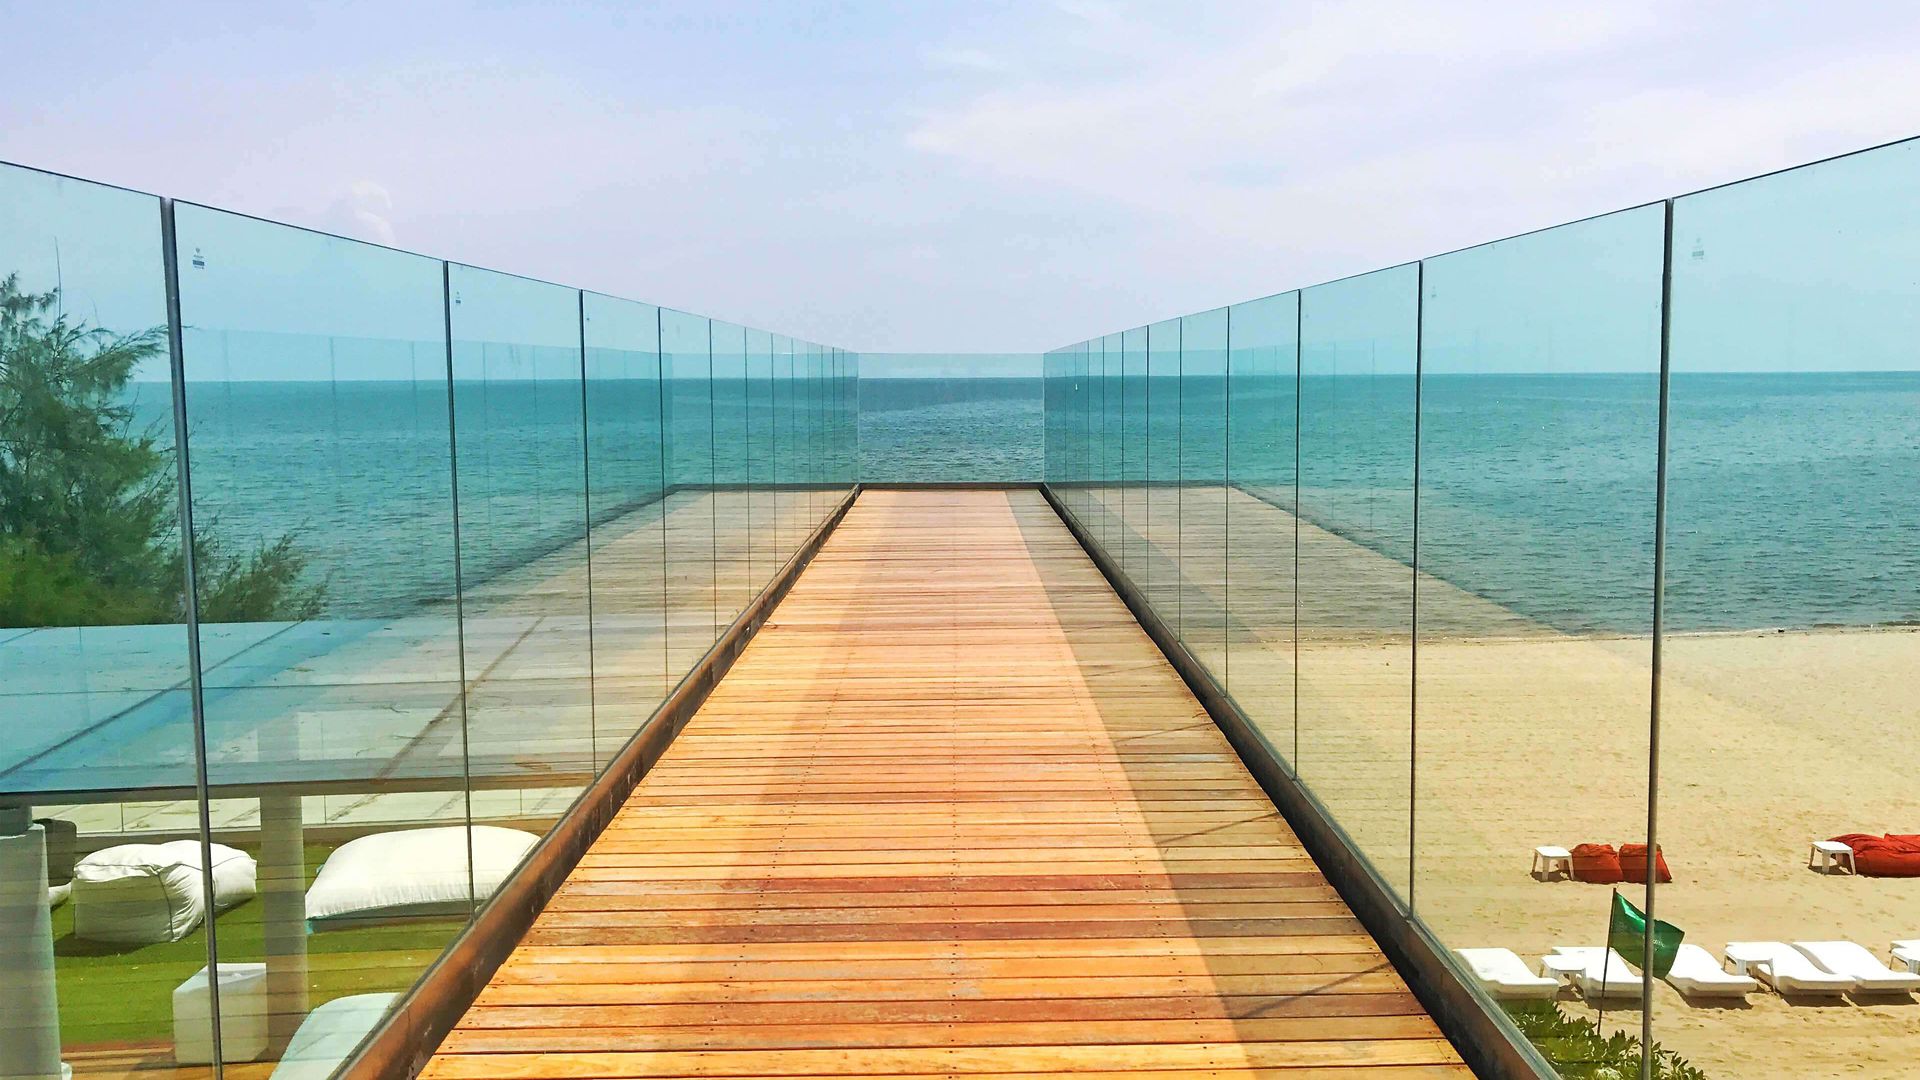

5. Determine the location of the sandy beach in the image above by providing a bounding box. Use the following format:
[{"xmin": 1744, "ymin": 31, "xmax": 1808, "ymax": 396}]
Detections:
[{"xmin": 1083, "ymin": 484, "xmax": 1920, "ymax": 1078}]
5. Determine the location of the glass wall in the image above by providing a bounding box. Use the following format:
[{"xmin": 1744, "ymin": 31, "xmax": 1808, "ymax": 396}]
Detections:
[
  {"xmin": 1045, "ymin": 137, "xmax": 1920, "ymax": 1080},
  {"xmin": 1178, "ymin": 308, "xmax": 1228, "ymax": 678},
  {"xmin": 582, "ymin": 293, "xmax": 669, "ymax": 771},
  {"xmin": 1, "ymin": 165, "xmax": 212, "ymax": 1080},
  {"xmin": 710, "ymin": 322, "xmax": 751, "ymax": 630},
  {"xmin": 1144, "ymin": 319, "xmax": 1181, "ymax": 623},
  {"xmin": 1658, "ymin": 141, "xmax": 1920, "ymax": 1072},
  {"xmin": 1415, "ymin": 207, "xmax": 1664, "ymax": 1062},
  {"xmin": 0, "ymin": 159, "xmax": 855, "ymax": 1080},
  {"xmin": 1223, "ymin": 291, "xmax": 1299, "ymax": 763}
]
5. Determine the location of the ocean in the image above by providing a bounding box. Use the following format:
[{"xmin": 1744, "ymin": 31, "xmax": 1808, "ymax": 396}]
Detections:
[{"xmin": 126, "ymin": 370, "xmax": 1919, "ymax": 635}]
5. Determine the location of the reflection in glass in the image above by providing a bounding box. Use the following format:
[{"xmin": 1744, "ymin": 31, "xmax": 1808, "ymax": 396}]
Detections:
[
  {"xmin": 1180, "ymin": 309, "xmax": 1229, "ymax": 678},
  {"xmin": 583, "ymin": 293, "xmax": 669, "ymax": 770},
  {"xmin": 1, "ymin": 164, "xmax": 213, "ymax": 1080},
  {"xmin": 745, "ymin": 329, "xmax": 777, "ymax": 589},
  {"xmin": 179, "ymin": 205, "xmax": 468, "ymax": 1064},
  {"xmin": 1415, "ymin": 207, "xmax": 1663, "ymax": 1043},
  {"xmin": 772, "ymin": 336, "xmax": 800, "ymax": 558},
  {"xmin": 1297, "ymin": 265, "xmax": 1418, "ymax": 898},
  {"xmin": 711, "ymin": 323, "xmax": 751, "ymax": 630},
  {"xmin": 1145, "ymin": 320, "xmax": 1181, "ymax": 625},
  {"xmin": 1224, "ymin": 292, "xmax": 1299, "ymax": 764},
  {"xmin": 1099, "ymin": 333, "xmax": 1125, "ymax": 558},
  {"xmin": 1120, "ymin": 328, "xmax": 1149, "ymax": 587},
  {"xmin": 1661, "ymin": 140, "xmax": 1920, "ymax": 1073},
  {"xmin": 660, "ymin": 311, "xmax": 715, "ymax": 675},
  {"xmin": 449, "ymin": 265, "xmax": 593, "ymax": 834}
]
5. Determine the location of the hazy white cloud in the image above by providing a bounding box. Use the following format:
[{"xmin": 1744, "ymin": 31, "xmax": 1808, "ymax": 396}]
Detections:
[
  {"xmin": 3, "ymin": 0, "xmax": 1918, "ymax": 350},
  {"xmin": 925, "ymin": 48, "xmax": 1005, "ymax": 73},
  {"xmin": 901, "ymin": 1, "xmax": 1920, "ymax": 328},
  {"xmin": 319, "ymin": 180, "xmax": 397, "ymax": 246}
]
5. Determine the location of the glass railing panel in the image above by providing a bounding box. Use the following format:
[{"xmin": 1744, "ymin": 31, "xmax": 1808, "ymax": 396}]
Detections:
[
  {"xmin": 1060, "ymin": 344, "xmax": 1082, "ymax": 524},
  {"xmin": 582, "ymin": 292, "xmax": 668, "ymax": 771},
  {"xmin": 843, "ymin": 350, "xmax": 860, "ymax": 498},
  {"xmin": 1297, "ymin": 263, "xmax": 1418, "ymax": 898},
  {"xmin": 1662, "ymin": 137, "xmax": 1920, "ymax": 1076},
  {"xmin": 1082, "ymin": 340, "xmax": 1098, "ymax": 526},
  {"xmin": 1415, "ymin": 206, "xmax": 1664, "ymax": 1054},
  {"xmin": 1082, "ymin": 336, "xmax": 1098, "ymax": 522},
  {"xmin": 801, "ymin": 342, "xmax": 819, "ymax": 527},
  {"xmin": 1119, "ymin": 327, "xmax": 1149, "ymax": 589},
  {"xmin": 0, "ymin": 165, "xmax": 216, "ymax": 1080},
  {"xmin": 855, "ymin": 354, "xmax": 1043, "ymax": 482},
  {"xmin": 1224, "ymin": 291, "xmax": 1300, "ymax": 765},
  {"xmin": 772, "ymin": 335, "xmax": 802, "ymax": 558},
  {"xmin": 1180, "ymin": 308, "xmax": 1229, "ymax": 679},
  {"xmin": 1144, "ymin": 319, "xmax": 1182, "ymax": 629},
  {"xmin": 659, "ymin": 310, "xmax": 716, "ymax": 674},
  {"xmin": 832, "ymin": 347, "xmax": 851, "ymax": 501},
  {"xmin": 1052, "ymin": 343, "xmax": 1067, "ymax": 484},
  {"xmin": 1097, "ymin": 332, "xmax": 1126, "ymax": 555},
  {"xmin": 447, "ymin": 264, "xmax": 592, "ymax": 844},
  {"xmin": 814, "ymin": 342, "xmax": 829, "ymax": 522},
  {"xmin": 745, "ymin": 328, "xmax": 777, "ymax": 589},
  {"xmin": 710, "ymin": 322, "xmax": 751, "ymax": 629},
  {"xmin": 176, "ymin": 203, "xmax": 465, "ymax": 1066}
]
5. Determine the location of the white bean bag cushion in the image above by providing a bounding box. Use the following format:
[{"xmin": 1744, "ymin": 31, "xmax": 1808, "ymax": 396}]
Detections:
[
  {"xmin": 70, "ymin": 841, "xmax": 256, "ymax": 944},
  {"xmin": 267, "ymin": 992, "xmax": 399, "ymax": 1080},
  {"xmin": 304, "ymin": 826, "xmax": 539, "ymax": 926},
  {"xmin": 193, "ymin": 840, "xmax": 258, "ymax": 911}
]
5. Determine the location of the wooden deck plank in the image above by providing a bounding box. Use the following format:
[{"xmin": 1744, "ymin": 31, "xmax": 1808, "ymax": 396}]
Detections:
[{"xmin": 425, "ymin": 489, "xmax": 1463, "ymax": 1077}]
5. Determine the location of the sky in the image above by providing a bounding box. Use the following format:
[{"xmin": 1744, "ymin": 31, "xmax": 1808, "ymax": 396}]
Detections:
[{"xmin": 4, "ymin": 1, "xmax": 1919, "ymax": 353}]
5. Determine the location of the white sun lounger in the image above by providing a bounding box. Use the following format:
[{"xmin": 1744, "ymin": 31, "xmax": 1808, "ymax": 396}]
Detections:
[
  {"xmin": 1793, "ymin": 941, "xmax": 1920, "ymax": 993},
  {"xmin": 1454, "ymin": 948, "xmax": 1562, "ymax": 1000},
  {"xmin": 1542, "ymin": 946, "xmax": 1646, "ymax": 1000},
  {"xmin": 1661, "ymin": 943, "xmax": 1759, "ymax": 998},
  {"xmin": 1892, "ymin": 940, "xmax": 1920, "ymax": 976},
  {"xmin": 1724, "ymin": 941, "xmax": 1855, "ymax": 996}
]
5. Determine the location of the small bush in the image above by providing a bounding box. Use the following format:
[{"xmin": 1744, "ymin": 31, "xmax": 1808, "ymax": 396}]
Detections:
[{"xmin": 1504, "ymin": 1001, "xmax": 1707, "ymax": 1080}]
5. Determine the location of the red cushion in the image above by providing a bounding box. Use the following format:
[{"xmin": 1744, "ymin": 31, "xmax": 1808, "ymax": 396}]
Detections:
[
  {"xmin": 1618, "ymin": 842, "xmax": 1672, "ymax": 884},
  {"xmin": 1855, "ymin": 848, "xmax": 1920, "ymax": 877},
  {"xmin": 1569, "ymin": 843, "xmax": 1622, "ymax": 884},
  {"xmin": 1836, "ymin": 834, "xmax": 1920, "ymax": 877}
]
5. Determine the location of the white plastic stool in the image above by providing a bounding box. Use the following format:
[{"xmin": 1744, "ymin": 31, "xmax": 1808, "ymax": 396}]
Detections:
[
  {"xmin": 1531, "ymin": 845, "xmax": 1573, "ymax": 880},
  {"xmin": 173, "ymin": 962, "xmax": 269, "ymax": 1064},
  {"xmin": 1808, "ymin": 840, "xmax": 1856, "ymax": 875}
]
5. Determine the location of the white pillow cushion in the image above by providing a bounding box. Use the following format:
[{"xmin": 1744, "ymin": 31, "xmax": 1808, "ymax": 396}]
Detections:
[
  {"xmin": 163, "ymin": 839, "xmax": 258, "ymax": 911},
  {"xmin": 71, "ymin": 843, "xmax": 206, "ymax": 944},
  {"xmin": 70, "ymin": 841, "xmax": 258, "ymax": 944},
  {"xmin": 304, "ymin": 826, "xmax": 539, "ymax": 925},
  {"xmin": 268, "ymin": 992, "xmax": 399, "ymax": 1080}
]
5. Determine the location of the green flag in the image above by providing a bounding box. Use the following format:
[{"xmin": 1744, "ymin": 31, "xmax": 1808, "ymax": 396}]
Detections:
[{"xmin": 1608, "ymin": 890, "xmax": 1684, "ymax": 979}]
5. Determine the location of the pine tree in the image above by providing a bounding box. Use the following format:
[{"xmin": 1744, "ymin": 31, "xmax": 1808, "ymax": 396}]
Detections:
[{"xmin": 0, "ymin": 274, "xmax": 322, "ymax": 626}]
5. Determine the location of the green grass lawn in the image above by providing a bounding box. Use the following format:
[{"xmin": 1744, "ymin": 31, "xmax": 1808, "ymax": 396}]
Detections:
[{"xmin": 51, "ymin": 841, "xmax": 468, "ymax": 1049}]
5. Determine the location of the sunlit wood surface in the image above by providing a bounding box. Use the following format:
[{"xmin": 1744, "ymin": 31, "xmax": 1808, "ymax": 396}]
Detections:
[{"xmin": 423, "ymin": 487, "xmax": 1466, "ymax": 1078}]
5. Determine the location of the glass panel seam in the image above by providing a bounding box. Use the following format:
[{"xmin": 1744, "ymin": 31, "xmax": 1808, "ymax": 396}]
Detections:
[{"xmin": 161, "ymin": 196, "xmax": 224, "ymax": 1080}]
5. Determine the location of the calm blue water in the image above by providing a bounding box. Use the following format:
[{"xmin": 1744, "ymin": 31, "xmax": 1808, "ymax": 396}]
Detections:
[
  {"xmin": 859, "ymin": 378, "xmax": 1043, "ymax": 483},
  {"xmin": 133, "ymin": 371, "xmax": 1919, "ymax": 634}
]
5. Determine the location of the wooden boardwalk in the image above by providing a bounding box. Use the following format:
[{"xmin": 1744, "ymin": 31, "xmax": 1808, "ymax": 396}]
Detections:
[{"xmin": 422, "ymin": 488, "xmax": 1468, "ymax": 1078}]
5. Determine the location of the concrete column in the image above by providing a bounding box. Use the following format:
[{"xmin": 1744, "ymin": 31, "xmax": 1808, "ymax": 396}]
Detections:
[
  {"xmin": 0, "ymin": 807, "xmax": 63, "ymax": 1080},
  {"xmin": 257, "ymin": 794, "xmax": 309, "ymax": 1050}
]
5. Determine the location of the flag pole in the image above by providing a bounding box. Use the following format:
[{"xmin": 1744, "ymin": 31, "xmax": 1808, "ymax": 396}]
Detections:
[{"xmin": 1598, "ymin": 889, "xmax": 1615, "ymax": 1036}]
